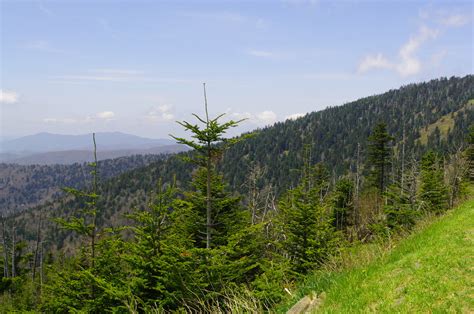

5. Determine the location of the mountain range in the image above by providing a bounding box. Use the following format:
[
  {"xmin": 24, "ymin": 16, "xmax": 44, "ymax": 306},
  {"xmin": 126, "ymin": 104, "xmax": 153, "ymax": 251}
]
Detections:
[
  {"xmin": 0, "ymin": 132, "xmax": 186, "ymax": 164},
  {"xmin": 5, "ymin": 75, "xmax": 474, "ymax": 251}
]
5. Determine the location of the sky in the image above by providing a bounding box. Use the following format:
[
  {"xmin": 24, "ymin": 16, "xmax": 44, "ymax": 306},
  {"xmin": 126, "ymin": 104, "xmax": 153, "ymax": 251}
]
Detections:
[{"xmin": 0, "ymin": 0, "xmax": 472, "ymax": 140}]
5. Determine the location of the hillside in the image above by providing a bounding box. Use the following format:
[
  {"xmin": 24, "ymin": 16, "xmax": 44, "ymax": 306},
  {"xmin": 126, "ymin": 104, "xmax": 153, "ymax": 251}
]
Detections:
[
  {"xmin": 9, "ymin": 76, "xmax": 474, "ymax": 248},
  {"xmin": 3, "ymin": 145, "xmax": 186, "ymax": 165},
  {"xmin": 0, "ymin": 154, "xmax": 171, "ymax": 215},
  {"xmin": 283, "ymin": 196, "xmax": 474, "ymax": 313},
  {"xmin": 1, "ymin": 75, "xmax": 473, "ymax": 312}
]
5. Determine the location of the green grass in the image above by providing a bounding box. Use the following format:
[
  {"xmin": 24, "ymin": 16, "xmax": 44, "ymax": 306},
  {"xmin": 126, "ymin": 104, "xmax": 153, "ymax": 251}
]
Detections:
[{"xmin": 281, "ymin": 198, "xmax": 474, "ymax": 313}]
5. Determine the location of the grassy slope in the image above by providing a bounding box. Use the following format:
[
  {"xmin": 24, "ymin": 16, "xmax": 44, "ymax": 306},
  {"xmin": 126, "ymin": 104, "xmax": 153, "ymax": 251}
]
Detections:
[
  {"xmin": 282, "ymin": 198, "xmax": 474, "ymax": 313},
  {"xmin": 418, "ymin": 99, "xmax": 473, "ymax": 145}
]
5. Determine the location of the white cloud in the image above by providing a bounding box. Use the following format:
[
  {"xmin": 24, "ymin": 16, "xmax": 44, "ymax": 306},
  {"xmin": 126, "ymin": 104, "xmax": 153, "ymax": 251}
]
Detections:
[
  {"xmin": 285, "ymin": 113, "xmax": 305, "ymax": 120},
  {"xmin": 357, "ymin": 53, "xmax": 393, "ymax": 73},
  {"xmin": 247, "ymin": 50, "xmax": 275, "ymax": 58},
  {"xmin": 96, "ymin": 111, "xmax": 115, "ymax": 119},
  {"xmin": 397, "ymin": 26, "xmax": 438, "ymax": 76},
  {"xmin": 419, "ymin": 7, "xmax": 470, "ymax": 27},
  {"xmin": 228, "ymin": 110, "xmax": 278, "ymax": 126},
  {"xmin": 0, "ymin": 90, "xmax": 19, "ymax": 104},
  {"xmin": 439, "ymin": 13, "xmax": 470, "ymax": 27},
  {"xmin": 256, "ymin": 111, "xmax": 278, "ymax": 124},
  {"xmin": 358, "ymin": 26, "xmax": 438, "ymax": 77},
  {"xmin": 230, "ymin": 111, "xmax": 253, "ymax": 121},
  {"xmin": 147, "ymin": 105, "xmax": 175, "ymax": 122}
]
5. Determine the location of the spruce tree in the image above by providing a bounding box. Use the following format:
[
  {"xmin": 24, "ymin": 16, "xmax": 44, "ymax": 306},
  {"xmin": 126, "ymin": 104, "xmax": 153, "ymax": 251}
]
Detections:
[
  {"xmin": 170, "ymin": 83, "xmax": 246, "ymax": 249},
  {"xmin": 277, "ymin": 150, "xmax": 338, "ymax": 274},
  {"xmin": 419, "ymin": 151, "xmax": 448, "ymax": 213},
  {"xmin": 184, "ymin": 168, "xmax": 243, "ymax": 248},
  {"xmin": 124, "ymin": 179, "xmax": 200, "ymax": 310},
  {"xmin": 367, "ymin": 122, "xmax": 394, "ymax": 194}
]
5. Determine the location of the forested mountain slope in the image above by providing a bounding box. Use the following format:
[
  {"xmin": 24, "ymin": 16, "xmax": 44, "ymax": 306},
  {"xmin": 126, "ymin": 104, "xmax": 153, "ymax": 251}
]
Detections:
[
  {"xmin": 2, "ymin": 144, "xmax": 185, "ymax": 165},
  {"xmin": 0, "ymin": 154, "xmax": 170, "ymax": 215},
  {"xmin": 222, "ymin": 75, "xmax": 473, "ymax": 193},
  {"xmin": 10, "ymin": 75, "xmax": 474, "ymax": 249}
]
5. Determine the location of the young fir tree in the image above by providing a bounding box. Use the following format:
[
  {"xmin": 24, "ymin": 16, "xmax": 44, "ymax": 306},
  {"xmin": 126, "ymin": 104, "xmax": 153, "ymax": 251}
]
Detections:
[
  {"xmin": 383, "ymin": 183, "xmax": 419, "ymax": 231},
  {"xmin": 124, "ymin": 179, "xmax": 201, "ymax": 311},
  {"xmin": 170, "ymin": 83, "xmax": 246, "ymax": 249},
  {"xmin": 277, "ymin": 149, "xmax": 338, "ymax": 274},
  {"xmin": 184, "ymin": 168, "xmax": 243, "ymax": 248},
  {"xmin": 54, "ymin": 133, "xmax": 100, "ymax": 270},
  {"xmin": 45, "ymin": 134, "xmax": 128, "ymax": 312},
  {"xmin": 419, "ymin": 151, "xmax": 448, "ymax": 213},
  {"xmin": 367, "ymin": 122, "xmax": 394, "ymax": 195}
]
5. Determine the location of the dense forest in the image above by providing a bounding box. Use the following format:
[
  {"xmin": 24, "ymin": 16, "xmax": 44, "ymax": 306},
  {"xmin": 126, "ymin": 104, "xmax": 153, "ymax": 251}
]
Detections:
[
  {"xmin": 0, "ymin": 75, "xmax": 473, "ymax": 312},
  {"xmin": 0, "ymin": 154, "xmax": 170, "ymax": 215}
]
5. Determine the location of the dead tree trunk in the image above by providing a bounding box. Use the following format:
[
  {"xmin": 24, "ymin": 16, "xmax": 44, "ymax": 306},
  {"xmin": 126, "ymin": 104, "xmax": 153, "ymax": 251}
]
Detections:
[
  {"xmin": 1, "ymin": 216, "xmax": 9, "ymax": 278},
  {"xmin": 11, "ymin": 223, "xmax": 16, "ymax": 278},
  {"xmin": 400, "ymin": 104, "xmax": 406, "ymax": 195}
]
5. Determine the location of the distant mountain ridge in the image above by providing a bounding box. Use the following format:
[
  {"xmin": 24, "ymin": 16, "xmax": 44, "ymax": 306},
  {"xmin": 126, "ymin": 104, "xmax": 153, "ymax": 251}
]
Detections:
[
  {"xmin": 1, "ymin": 132, "xmax": 175, "ymax": 153},
  {"xmin": 2, "ymin": 145, "xmax": 187, "ymax": 165}
]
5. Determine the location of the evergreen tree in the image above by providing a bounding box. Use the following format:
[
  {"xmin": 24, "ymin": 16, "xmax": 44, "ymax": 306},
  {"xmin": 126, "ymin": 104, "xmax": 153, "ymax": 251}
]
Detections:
[
  {"xmin": 332, "ymin": 178, "xmax": 355, "ymax": 231},
  {"xmin": 277, "ymin": 152, "xmax": 339, "ymax": 274},
  {"xmin": 419, "ymin": 151, "xmax": 448, "ymax": 213},
  {"xmin": 384, "ymin": 183, "xmax": 419, "ymax": 231},
  {"xmin": 185, "ymin": 168, "xmax": 244, "ymax": 248},
  {"xmin": 170, "ymin": 83, "xmax": 246, "ymax": 249},
  {"xmin": 367, "ymin": 122, "xmax": 394, "ymax": 194},
  {"xmin": 124, "ymin": 179, "xmax": 201, "ymax": 310}
]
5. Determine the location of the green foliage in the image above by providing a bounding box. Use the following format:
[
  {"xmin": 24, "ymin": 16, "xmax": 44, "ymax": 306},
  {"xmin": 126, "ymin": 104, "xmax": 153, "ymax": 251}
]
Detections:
[
  {"xmin": 384, "ymin": 183, "xmax": 420, "ymax": 231},
  {"xmin": 2, "ymin": 76, "xmax": 474, "ymax": 312},
  {"xmin": 332, "ymin": 178, "xmax": 355, "ymax": 231},
  {"xmin": 367, "ymin": 122, "xmax": 394, "ymax": 194},
  {"xmin": 419, "ymin": 151, "xmax": 449, "ymax": 213},
  {"xmin": 170, "ymin": 84, "xmax": 247, "ymax": 250},
  {"xmin": 277, "ymin": 160, "xmax": 340, "ymax": 274},
  {"xmin": 42, "ymin": 233, "xmax": 130, "ymax": 312},
  {"xmin": 7, "ymin": 76, "xmax": 473, "ymax": 251},
  {"xmin": 286, "ymin": 197, "xmax": 474, "ymax": 313},
  {"xmin": 185, "ymin": 168, "xmax": 245, "ymax": 248},
  {"xmin": 0, "ymin": 154, "xmax": 166, "ymax": 215},
  {"xmin": 123, "ymin": 180, "xmax": 202, "ymax": 311}
]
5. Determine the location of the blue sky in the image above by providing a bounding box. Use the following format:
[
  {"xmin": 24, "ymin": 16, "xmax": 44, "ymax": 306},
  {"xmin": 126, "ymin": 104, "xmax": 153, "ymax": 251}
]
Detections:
[{"xmin": 0, "ymin": 0, "xmax": 472, "ymax": 139}]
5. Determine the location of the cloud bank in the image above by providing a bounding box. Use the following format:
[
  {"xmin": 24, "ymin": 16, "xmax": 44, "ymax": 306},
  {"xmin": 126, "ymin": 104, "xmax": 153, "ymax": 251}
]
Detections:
[{"xmin": 0, "ymin": 90, "xmax": 19, "ymax": 104}]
